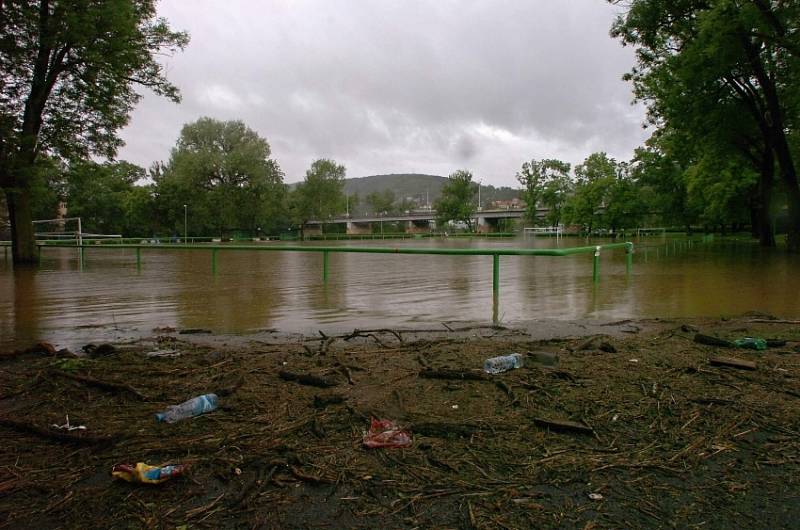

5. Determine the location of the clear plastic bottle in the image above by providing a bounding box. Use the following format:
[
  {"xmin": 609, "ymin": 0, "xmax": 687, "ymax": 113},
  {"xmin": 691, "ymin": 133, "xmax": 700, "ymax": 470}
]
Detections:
[
  {"xmin": 483, "ymin": 353, "xmax": 524, "ymax": 374},
  {"xmin": 155, "ymin": 393, "xmax": 218, "ymax": 423}
]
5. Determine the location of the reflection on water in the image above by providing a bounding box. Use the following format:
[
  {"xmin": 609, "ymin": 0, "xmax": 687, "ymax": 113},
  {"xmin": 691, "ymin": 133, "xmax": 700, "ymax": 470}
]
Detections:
[{"xmin": 0, "ymin": 238, "xmax": 798, "ymax": 349}]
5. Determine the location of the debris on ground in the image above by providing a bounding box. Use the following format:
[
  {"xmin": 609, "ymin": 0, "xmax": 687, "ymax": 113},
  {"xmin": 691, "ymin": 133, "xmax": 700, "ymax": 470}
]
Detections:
[
  {"xmin": 155, "ymin": 393, "xmax": 218, "ymax": 423},
  {"xmin": 111, "ymin": 462, "xmax": 189, "ymax": 484},
  {"xmin": 733, "ymin": 337, "xmax": 768, "ymax": 350},
  {"xmin": 483, "ymin": 353, "xmax": 524, "ymax": 374},
  {"xmin": 51, "ymin": 415, "xmax": 86, "ymax": 431},
  {"xmin": 694, "ymin": 333, "xmax": 734, "ymax": 347},
  {"xmin": 82, "ymin": 343, "xmax": 116, "ymax": 357},
  {"xmin": 527, "ymin": 351, "xmax": 559, "ymax": 367},
  {"xmin": 0, "ymin": 317, "xmax": 799, "ymax": 528},
  {"xmin": 362, "ymin": 418, "xmax": 413, "ymax": 449},
  {"xmin": 709, "ymin": 356, "xmax": 758, "ymax": 370}
]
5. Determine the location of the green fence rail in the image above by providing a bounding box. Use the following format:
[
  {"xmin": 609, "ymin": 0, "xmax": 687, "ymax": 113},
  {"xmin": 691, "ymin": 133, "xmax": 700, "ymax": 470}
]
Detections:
[{"xmin": 14, "ymin": 241, "xmax": 634, "ymax": 322}]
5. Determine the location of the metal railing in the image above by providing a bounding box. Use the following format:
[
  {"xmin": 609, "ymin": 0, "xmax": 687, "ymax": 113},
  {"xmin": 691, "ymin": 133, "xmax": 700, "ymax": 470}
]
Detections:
[{"xmin": 26, "ymin": 241, "xmax": 634, "ymax": 322}]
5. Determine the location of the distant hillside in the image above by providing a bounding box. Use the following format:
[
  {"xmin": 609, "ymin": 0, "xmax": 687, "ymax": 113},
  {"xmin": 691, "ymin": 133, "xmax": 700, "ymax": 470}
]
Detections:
[
  {"xmin": 343, "ymin": 173, "xmax": 520, "ymax": 215},
  {"xmin": 343, "ymin": 174, "xmax": 447, "ymax": 206}
]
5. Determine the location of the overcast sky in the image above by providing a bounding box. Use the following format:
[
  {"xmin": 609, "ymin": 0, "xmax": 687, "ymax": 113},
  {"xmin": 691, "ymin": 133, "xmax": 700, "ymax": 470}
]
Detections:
[{"xmin": 119, "ymin": 0, "xmax": 648, "ymax": 187}]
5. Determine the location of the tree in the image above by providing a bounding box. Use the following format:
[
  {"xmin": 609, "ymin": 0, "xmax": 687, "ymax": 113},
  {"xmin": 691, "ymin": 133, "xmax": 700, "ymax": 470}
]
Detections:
[
  {"xmin": 434, "ymin": 169, "xmax": 477, "ymax": 231},
  {"xmin": 602, "ymin": 162, "xmax": 649, "ymax": 234},
  {"xmin": 365, "ymin": 190, "xmax": 397, "ymax": 215},
  {"xmin": 565, "ymin": 153, "xmax": 617, "ymax": 234},
  {"xmin": 345, "ymin": 192, "xmax": 359, "ymax": 217},
  {"xmin": 630, "ymin": 132, "xmax": 699, "ymax": 232},
  {"xmin": 64, "ymin": 160, "xmax": 153, "ymax": 236},
  {"xmin": 611, "ymin": 0, "xmax": 800, "ymax": 250},
  {"xmin": 290, "ymin": 159, "xmax": 346, "ymax": 234},
  {"xmin": 0, "ymin": 0, "xmax": 188, "ymax": 263},
  {"xmin": 516, "ymin": 159, "xmax": 572, "ymax": 226},
  {"xmin": 685, "ymin": 152, "xmax": 758, "ymax": 232},
  {"xmin": 154, "ymin": 118, "xmax": 286, "ymax": 236}
]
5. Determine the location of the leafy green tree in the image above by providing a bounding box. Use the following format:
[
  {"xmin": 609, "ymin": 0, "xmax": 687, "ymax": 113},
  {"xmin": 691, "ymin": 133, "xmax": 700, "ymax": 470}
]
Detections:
[
  {"xmin": 28, "ymin": 156, "xmax": 66, "ymax": 221},
  {"xmin": 64, "ymin": 160, "xmax": 152, "ymax": 236},
  {"xmin": 434, "ymin": 169, "xmax": 477, "ymax": 232},
  {"xmin": 565, "ymin": 153, "xmax": 617, "ymax": 234},
  {"xmin": 365, "ymin": 190, "xmax": 397, "ymax": 215},
  {"xmin": 685, "ymin": 153, "xmax": 757, "ymax": 232},
  {"xmin": 155, "ymin": 118, "xmax": 286, "ymax": 237},
  {"xmin": 611, "ymin": 0, "xmax": 800, "ymax": 249},
  {"xmin": 0, "ymin": 0, "xmax": 188, "ymax": 263},
  {"xmin": 290, "ymin": 159, "xmax": 346, "ymax": 234},
  {"xmin": 602, "ymin": 162, "xmax": 649, "ymax": 234},
  {"xmin": 630, "ymin": 132, "xmax": 699, "ymax": 232},
  {"xmin": 345, "ymin": 192, "xmax": 359, "ymax": 217},
  {"xmin": 516, "ymin": 159, "xmax": 572, "ymax": 226},
  {"xmin": 540, "ymin": 167, "xmax": 573, "ymax": 227},
  {"xmin": 396, "ymin": 196, "xmax": 417, "ymax": 214}
]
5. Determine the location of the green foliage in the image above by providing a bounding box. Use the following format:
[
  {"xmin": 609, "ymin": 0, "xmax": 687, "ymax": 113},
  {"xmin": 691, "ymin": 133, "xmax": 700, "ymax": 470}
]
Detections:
[
  {"xmin": 516, "ymin": 159, "xmax": 572, "ymax": 226},
  {"xmin": 365, "ymin": 190, "xmax": 397, "ymax": 215},
  {"xmin": 610, "ymin": 0, "xmax": 800, "ymax": 248},
  {"xmin": 154, "ymin": 118, "xmax": 286, "ymax": 236},
  {"xmin": 290, "ymin": 158, "xmax": 346, "ymax": 227},
  {"xmin": 63, "ymin": 160, "xmax": 154, "ymax": 236},
  {"xmin": 564, "ymin": 153, "xmax": 646, "ymax": 234},
  {"xmin": 0, "ymin": 0, "xmax": 188, "ymax": 261},
  {"xmin": 28, "ymin": 157, "xmax": 66, "ymax": 221},
  {"xmin": 685, "ymin": 154, "xmax": 757, "ymax": 228},
  {"xmin": 434, "ymin": 169, "xmax": 477, "ymax": 231}
]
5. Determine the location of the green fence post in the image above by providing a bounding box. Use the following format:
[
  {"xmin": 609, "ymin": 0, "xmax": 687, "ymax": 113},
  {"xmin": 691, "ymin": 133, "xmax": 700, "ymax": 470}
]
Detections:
[
  {"xmin": 136, "ymin": 247, "xmax": 141, "ymax": 272},
  {"xmin": 626, "ymin": 242, "xmax": 634, "ymax": 274},
  {"xmin": 593, "ymin": 246, "xmax": 600, "ymax": 282},
  {"xmin": 211, "ymin": 248, "xmax": 218, "ymax": 274},
  {"xmin": 492, "ymin": 254, "xmax": 500, "ymax": 322},
  {"xmin": 323, "ymin": 250, "xmax": 329, "ymax": 282}
]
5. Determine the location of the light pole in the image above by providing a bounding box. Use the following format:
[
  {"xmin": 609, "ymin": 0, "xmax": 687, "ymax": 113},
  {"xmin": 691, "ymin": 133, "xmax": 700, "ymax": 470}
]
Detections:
[
  {"xmin": 477, "ymin": 180, "xmax": 482, "ymax": 211},
  {"xmin": 183, "ymin": 204, "xmax": 187, "ymax": 244}
]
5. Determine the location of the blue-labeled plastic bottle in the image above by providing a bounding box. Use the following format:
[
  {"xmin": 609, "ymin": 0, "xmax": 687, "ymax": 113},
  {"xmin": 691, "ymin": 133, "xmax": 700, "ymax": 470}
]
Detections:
[
  {"xmin": 483, "ymin": 353, "xmax": 524, "ymax": 374},
  {"xmin": 155, "ymin": 393, "xmax": 218, "ymax": 423}
]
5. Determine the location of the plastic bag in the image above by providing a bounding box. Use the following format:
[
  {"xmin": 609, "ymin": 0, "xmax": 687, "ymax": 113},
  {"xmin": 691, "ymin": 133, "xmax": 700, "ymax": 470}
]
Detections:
[{"xmin": 362, "ymin": 418, "xmax": 412, "ymax": 449}]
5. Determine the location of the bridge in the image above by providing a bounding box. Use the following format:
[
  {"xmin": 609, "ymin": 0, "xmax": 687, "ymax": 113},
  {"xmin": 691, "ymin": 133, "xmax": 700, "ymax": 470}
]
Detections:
[{"xmin": 306, "ymin": 207, "xmax": 550, "ymax": 235}]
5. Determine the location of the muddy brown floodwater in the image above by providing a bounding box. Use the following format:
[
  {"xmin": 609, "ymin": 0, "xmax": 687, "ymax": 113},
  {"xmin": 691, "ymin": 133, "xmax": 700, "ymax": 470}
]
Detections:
[{"xmin": 0, "ymin": 237, "xmax": 799, "ymax": 349}]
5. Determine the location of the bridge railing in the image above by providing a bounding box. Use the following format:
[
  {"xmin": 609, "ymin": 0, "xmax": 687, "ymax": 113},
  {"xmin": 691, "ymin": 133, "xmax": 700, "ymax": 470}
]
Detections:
[{"xmin": 25, "ymin": 241, "xmax": 634, "ymax": 322}]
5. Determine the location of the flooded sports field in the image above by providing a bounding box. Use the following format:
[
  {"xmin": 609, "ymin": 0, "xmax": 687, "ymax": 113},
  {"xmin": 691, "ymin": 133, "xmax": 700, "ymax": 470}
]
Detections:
[{"xmin": 1, "ymin": 237, "xmax": 798, "ymax": 349}]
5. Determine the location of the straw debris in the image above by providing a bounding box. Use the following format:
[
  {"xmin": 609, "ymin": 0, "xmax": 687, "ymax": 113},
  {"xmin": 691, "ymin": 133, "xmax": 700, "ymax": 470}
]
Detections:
[{"xmin": 1, "ymin": 317, "xmax": 799, "ymax": 528}]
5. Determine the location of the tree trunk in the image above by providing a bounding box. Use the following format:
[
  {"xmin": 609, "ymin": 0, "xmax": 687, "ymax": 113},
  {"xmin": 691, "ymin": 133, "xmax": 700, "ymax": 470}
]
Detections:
[
  {"xmin": 771, "ymin": 137, "xmax": 800, "ymax": 252},
  {"xmin": 6, "ymin": 186, "xmax": 38, "ymax": 265},
  {"xmin": 755, "ymin": 152, "xmax": 776, "ymax": 247},
  {"xmin": 786, "ymin": 184, "xmax": 800, "ymax": 252}
]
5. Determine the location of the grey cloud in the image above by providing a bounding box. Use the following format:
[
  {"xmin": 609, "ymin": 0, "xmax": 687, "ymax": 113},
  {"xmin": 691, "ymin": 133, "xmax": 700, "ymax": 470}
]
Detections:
[{"xmin": 119, "ymin": 0, "xmax": 648, "ymax": 187}]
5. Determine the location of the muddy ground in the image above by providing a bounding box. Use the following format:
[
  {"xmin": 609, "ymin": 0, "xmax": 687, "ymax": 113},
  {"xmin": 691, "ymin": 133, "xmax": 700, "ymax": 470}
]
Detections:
[{"xmin": 1, "ymin": 316, "xmax": 800, "ymax": 529}]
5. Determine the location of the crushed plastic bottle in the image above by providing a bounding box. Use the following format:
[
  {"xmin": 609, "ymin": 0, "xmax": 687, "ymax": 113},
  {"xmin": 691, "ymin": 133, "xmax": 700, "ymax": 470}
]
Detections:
[
  {"xmin": 112, "ymin": 462, "xmax": 188, "ymax": 484},
  {"xmin": 733, "ymin": 337, "xmax": 767, "ymax": 351},
  {"xmin": 155, "ymin": 393, "xmax": 218, "ymax": 423},
  {"xmin": 483, "ymin": 353, "xmax": 524, "ymax": 374}
]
